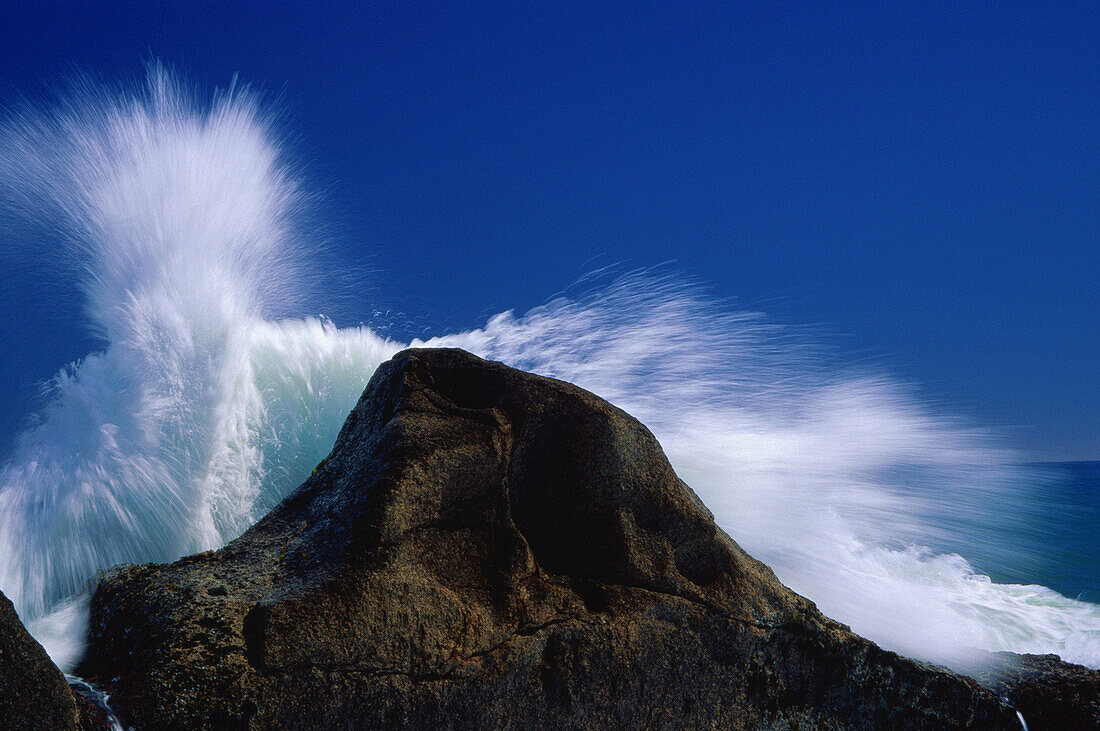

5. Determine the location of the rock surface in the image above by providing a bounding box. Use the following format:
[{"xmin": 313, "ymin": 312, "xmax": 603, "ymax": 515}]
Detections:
[
  {"xmin": 80, "ymin": 348, "xmax": 1027, "ymax": 729},
  {"xmin": 972, "ymin": 652, "xmax": 1100, "ymax": 729},
  {"xmin": 0, "ymin": 589, "xmax": 83, "ymax": 730}
]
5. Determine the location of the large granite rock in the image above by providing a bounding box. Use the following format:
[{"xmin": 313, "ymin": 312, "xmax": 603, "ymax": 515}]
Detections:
[
  {"xmin": 0, "ymin": 589, "xmax": 83, "ymax": 729},
  {"xmin": 80, "ymin": 348, "xmax": 1026, "ymax": 729}
]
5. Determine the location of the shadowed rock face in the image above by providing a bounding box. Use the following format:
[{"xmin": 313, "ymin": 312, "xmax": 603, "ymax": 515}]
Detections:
[
  {"xmin": 79, "ymin": 348, "xmax": 1022, "ymax": 729},
  {"xmin": 0, "ymin": 590, "xmax": 82, "ymax": 729},
  {"xmin": 971, "ymin": 652, "xmax": 1100, "ymax": 729}
]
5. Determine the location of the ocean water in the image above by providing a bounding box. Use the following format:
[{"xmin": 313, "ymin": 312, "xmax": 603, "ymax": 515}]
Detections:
[
  {"xmin": 921, "ymin": 461, "xmax": 1099, "ymax": 605},
  {"xmin": 0, "ymin": 69, "xmax": 1097, "ymax": 675},
  {"xmin": 1024, "ymin": 462, "xmax": 1100, "ymax": 604}
]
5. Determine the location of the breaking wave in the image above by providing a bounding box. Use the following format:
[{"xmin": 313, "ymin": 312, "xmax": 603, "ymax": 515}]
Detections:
[{"xmin": 0, "ymin": 69, "xmax": 1096, "ymax": 672}]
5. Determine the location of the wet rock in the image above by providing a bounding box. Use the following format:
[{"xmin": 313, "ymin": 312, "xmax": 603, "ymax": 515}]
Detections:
[
  {"xmin": 81, "ymin": 348, "xmax": 1023, "ymax": 729},
  {"xmin": 972, "ymin": 652, "xmax": 1100, "ymax": 729},
  {"xmin": 0, "ymin": 589, "xmax": 82, "ymax": 729}
]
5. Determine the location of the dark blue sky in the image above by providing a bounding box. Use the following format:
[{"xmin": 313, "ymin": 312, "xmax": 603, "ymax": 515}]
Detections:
[{"xmin": 0, "ymin": 2, "xmax": 1096, "ymax": 459}]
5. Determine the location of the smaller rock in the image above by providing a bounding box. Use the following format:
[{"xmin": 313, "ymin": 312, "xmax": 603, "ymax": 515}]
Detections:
[
  {"xmin": 0, "ymin": 589, "xmax": 82, "ymax": 730},
  {"xmin": 972, "ymin": 652, "xmax": 1100, "ymax": 729}
]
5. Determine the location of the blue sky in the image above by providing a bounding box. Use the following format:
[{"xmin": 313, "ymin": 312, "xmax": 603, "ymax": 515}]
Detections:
[{"xmin": 0, "ymin": 1, "xmax": 1096, "ymax": 460}]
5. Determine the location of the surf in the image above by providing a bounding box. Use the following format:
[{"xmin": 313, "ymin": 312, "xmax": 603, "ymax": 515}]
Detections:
[{"xmin": 0, "ymin": 68, "xmax": 1096, "ymax": 673}]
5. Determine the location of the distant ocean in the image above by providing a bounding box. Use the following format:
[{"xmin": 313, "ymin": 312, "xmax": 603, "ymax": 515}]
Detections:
[
  {"xmin": 0, "ymin": 68, "xmax": 1097, "ymax": 676},
  {"xmin": 927, "ymin": 461, "xmax": 1099, "ymax": 605}
]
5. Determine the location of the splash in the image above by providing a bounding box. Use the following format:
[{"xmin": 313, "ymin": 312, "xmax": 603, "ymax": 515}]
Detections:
[{"xmin": 0, "ymin": 69, "xmax": 1097, "ymax": 673}]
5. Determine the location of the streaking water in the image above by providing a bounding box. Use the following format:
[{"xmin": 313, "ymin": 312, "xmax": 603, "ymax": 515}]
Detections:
[{"xmin": 0, "ymin": 69, "xmax": 1097, "ymax": 673}]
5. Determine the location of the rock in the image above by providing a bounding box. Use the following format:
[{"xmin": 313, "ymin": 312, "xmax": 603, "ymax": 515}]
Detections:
[
  {"xmin": 971, "ymin": 652, "xmax": 1100, "ymax": 729},
  {"xmin": 80, "ymin": 348, "xmax": 1023, "ymax": 729},
  {"xmin": 71, "ymin": 690, "xmax": 116, "ymax": 731},
  {"xmin": 0, "ymin": 589, "xmax": 82, "ymax": 730}
]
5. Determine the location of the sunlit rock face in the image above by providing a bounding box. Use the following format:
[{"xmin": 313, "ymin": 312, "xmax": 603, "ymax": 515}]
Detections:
[{"xmin": 80, "ymin": 348, "xmax": 1019, "ymax": 729}]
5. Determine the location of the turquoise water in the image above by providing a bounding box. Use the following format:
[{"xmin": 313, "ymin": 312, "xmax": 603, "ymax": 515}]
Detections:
[
  {"xmin": 996, "ymin": 462, "xmax": 1099, "ymax": 604},
  {"xmin": 921, "ymin": 461, "xmax": 1099, "ymax": 605}
]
